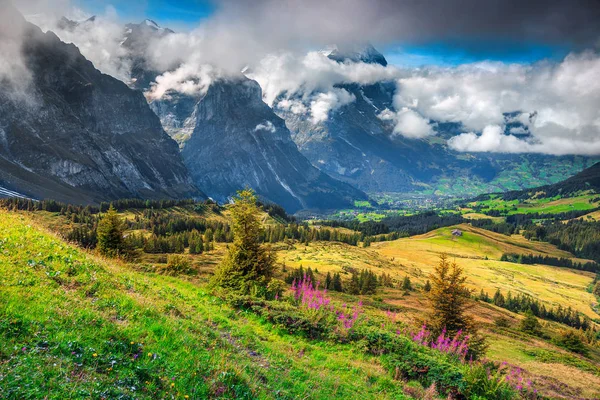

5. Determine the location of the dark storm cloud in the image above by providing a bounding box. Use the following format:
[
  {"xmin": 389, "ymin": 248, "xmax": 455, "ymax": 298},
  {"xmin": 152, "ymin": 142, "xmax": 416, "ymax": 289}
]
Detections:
[{"xmin": 212, "ymin": 0, "xmax": 600, "ymax": 47}]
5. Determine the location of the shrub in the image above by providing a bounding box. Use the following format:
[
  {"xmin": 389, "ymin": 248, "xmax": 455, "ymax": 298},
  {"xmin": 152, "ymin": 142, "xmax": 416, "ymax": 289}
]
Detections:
[
  {"xmin": 520, "ymin": 310, "xmax": 542, "ymax": 335},
  {"xmin": 161, "ymin": 254, "xmax": 192, "ymax": 275},
  {"xmin": 412, "ymin": 325, "xmax": 470, "ymax": 360},
  {"xmin": 266, "ymin": 278, "xmax": 286, "ymax": 300},
  {"xmin": 494, "ymin": 316, "xmax": 511, "ymax": 328},
  {"xmin": 462, "ymin": 362, "xmax": 516, "ymax": 400},
  {"xmin": 292, "ymin": 275, "xmax": 363, "ymax": 335},
  {"xmin": 555, "ymin": 329, "xmax": 588, "ymax": 355}
]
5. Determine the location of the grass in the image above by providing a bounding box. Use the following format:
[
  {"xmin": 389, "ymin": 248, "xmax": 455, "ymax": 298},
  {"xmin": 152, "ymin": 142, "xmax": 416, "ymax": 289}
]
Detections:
[
  {"xmin": 0, "ymin": 211, "xmax": 411, "ymax": 399},
  {"xmin": 3, "ymin": 209, "xmax": 600, "ymax": 399},
  {"xmin": 469, "ymin": 194, "xmax": 599, "ymax": 216},
  {"xmin": 372, "ymin": 224, "xmax": 598, "ymax": 318}
]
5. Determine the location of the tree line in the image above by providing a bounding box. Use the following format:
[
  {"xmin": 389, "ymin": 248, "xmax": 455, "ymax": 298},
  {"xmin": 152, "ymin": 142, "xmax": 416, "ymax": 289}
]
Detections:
[
  {"xmin": 501, "ymin": 253, "xmax": 599, "ymax": 273},
  {"xmin": 478, "ymin": 289, "xmax": 594, "ymax": 331}
]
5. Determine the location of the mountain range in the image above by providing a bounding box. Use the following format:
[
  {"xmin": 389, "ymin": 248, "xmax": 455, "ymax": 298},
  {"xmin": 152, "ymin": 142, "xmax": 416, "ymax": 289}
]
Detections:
[
  {"xmin": 0, "ymin": 9, "xmax": 597, "ymax": 211},
  {"xmin": 0, "ymin": 5, "xmax": 201, "ymax": 204}
]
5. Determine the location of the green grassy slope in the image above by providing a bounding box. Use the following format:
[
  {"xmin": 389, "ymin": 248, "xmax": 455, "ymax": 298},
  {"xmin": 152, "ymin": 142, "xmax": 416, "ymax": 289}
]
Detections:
[{"xmin": 0, "ymin": 212, "xmax": 410, "ymax": 399}]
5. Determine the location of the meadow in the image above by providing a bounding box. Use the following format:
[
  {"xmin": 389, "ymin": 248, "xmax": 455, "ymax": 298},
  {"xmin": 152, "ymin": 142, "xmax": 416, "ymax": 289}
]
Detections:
[{"xmin": 2, "ymin": 205, "xmax": 600, "ymax": 399}]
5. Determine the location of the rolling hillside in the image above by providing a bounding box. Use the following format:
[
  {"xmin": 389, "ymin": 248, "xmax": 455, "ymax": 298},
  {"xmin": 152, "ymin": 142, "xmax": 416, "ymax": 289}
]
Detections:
[
  {"xmin": 2, "ymin": 202, "xmax": 599, "ymax": 399},
  {"xmin": 0, "ymin": 211, "xmax": 411, "ymax": 399}
]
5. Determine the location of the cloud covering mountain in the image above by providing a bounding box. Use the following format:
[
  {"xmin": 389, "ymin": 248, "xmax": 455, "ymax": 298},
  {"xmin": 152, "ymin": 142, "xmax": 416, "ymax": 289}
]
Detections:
[{"xmin": 9, "ymin": 0, "xmax": 600, "ymax": 156}]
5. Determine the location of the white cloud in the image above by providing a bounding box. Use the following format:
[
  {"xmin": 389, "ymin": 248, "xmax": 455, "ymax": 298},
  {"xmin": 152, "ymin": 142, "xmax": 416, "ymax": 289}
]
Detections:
[
  {"xmin": 309, "ymin": 89, "xmax": 356, "ymax": 124},
  {"xmin": 449, "ymin": 125, "xmax": 528, "ymax": 153},
  {"xmin": 254, "ymin": 121, "xmax": 276, "ymax": 133},
  {"xmin": 509, "ymin": 126, "xmax": 528, "ymax": 134},
  {"xmin": 449, "ymin": 124, "xmax": 600, "ymax": 155},
  {"xmin": 248, "ymin": 51, "xmax": 401, "ymax": 107},
  {"xmin": 11, "ymin": 0, "xmax": 600, "ymax": 155},
  {"xmin": 145, "ymin": 63, "xmax": 216, "ymax": 101},
  {"xmin": 378, "ymin": 107, "xmax": 434, "ymax": 138},
  {"xmin": 276, "ymin": 98, "xmax": 308, "ymax": 114},
  {"xmin": 396, "ymin": 53, "xmax": 600, "ymax": 155},
  {"xmin": 26, "ymin": 6, "xmax": 133, "ymax": 83}
]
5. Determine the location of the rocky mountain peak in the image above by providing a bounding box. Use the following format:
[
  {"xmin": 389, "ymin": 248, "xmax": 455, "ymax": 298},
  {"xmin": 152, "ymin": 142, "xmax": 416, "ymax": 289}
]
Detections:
[
  {"xmin": 0, "ymin": 6, "xmax": 202, "ymax": 203},
  {"xmin": 325, "ymin": 43, "xmax": 388, "ymax": 66}
]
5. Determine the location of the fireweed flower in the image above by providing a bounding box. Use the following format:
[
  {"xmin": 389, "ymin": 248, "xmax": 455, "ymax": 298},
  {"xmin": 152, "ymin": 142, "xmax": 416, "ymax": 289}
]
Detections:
[
  {"xmin": 293, "ymin": 275, "xmax": 362, "ymax": 330},
  {"xmin": 411, "ymin": 325, "xmax": 469, "ymax": 360}
]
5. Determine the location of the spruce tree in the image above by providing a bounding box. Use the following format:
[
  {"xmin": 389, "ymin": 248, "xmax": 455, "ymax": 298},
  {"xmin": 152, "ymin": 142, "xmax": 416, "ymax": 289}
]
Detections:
[
  {"xmin": 332, "ymin": 273, "xmax": 343, "ymax": 292},
  {"xmin": 401, "ymin": 276, "xmax": 412, "ymax": 291},
  {"xmin": 96, "ymin": 205, "xmax": 125, "ymax": 257},
  {"xmin": 211, "ymin": 189, "xmax": 276, "ymax": 293},
  {"xmin": 428, "ymin": 254, "xmax": 487, "ymax": 359},
  {"xmin": 520, "ymin": 309, "xmax": 542, "ymax": 335},
  {"xmin": 423, "ymin": 280, "xmax": 431, "ymax": 292}
]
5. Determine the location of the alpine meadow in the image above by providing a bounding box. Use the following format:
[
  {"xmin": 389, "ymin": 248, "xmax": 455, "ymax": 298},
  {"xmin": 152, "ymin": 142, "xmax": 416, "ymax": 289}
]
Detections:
[{"xmin": 2, "ymin": 1, "xmax": 600, "ymax": 399}]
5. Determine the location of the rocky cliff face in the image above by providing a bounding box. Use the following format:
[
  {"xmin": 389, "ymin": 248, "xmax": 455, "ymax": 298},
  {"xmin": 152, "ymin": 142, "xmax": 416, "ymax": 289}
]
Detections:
[
  {"xmin": 0, "ymin": 6, "xmax": 201, "ymax": 203},
  {"xmin": 152, "ymin": 78, "xmax": 367, "ymax": 212}
]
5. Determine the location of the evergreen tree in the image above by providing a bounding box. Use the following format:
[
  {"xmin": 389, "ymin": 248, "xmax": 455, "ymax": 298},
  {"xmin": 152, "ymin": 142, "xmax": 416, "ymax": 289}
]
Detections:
[
  {"xmin": 493, "ymin": 289, "xmax": 505, "ymax": 307},
  {"xmin": 96, "ymin": 205, "xmax": 125, "ymax": 257},
  {"xmin": 211, "ymin": 190, "xmax": 276, "ymax": 293},
  {"xmin": 325, "ymin": 272, "xmax": 332, "ymax": 289},
  {"xmin": 401, "ymin": 276, "xmax": 412, "ymax": 291},
  {"xmin": 428, "ymin": 254, "xmax": 472, "ymax": 335},
  {"xmin": 332, "ymin": 273, "xmax": 343, "ymax": 292},
  {"xmin": 428, "ymin": 254, "xmax": 487, "ymax": 359},
  {"xmin": 423, "ymin": 280, "xmax": 431, "ymax": 292},
  {"xmin": 520, "ymin": 310, "xmax": 542, "ymax": 335},
  {"xmin": 347, "ymin": 272, "xmax": 361, "ymax": 295}
]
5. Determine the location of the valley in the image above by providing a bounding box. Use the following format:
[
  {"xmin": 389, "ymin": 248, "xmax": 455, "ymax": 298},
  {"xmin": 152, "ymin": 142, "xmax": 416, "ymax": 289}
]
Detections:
[
  {"xmin": 2, "ymin": 165, "xmax": 600, "ymax": 398},
  {"xmin": 2, "ymin": 2, "xmax": 600, "ymax": 399}
]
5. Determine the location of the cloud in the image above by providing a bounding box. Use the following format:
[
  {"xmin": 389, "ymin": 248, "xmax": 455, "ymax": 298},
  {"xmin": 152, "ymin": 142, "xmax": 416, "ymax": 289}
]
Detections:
[
  {"xmin": 248, "ymin": 51, "xmax": 400, "ymax": 106},
  {"xmin": 449, "ymin": 124, "xmax": 600, "ymax": 155},
  {"xmin": 145, "ymin": 63, "xmax": 216, "ymax": 101},
  {"xmin": 395, "ymin": 52, "xmax": 600, "ymax": 155},
  {"xmin": 254, "ymin": 121, "xmax": 276, "ymax": 133},
  {"xmin": 310, "ymin": 89, "xmax": 356, "ymax": 124},
  {"xmin": 378, "ymin": 108, "xmax": 434, "ymax": 138},
  {"xmin": 23, "ymin": 5, "xmax": 133, "ymax": 83},
  {"xmin": 448, "ymin": 125, "xmax": 528, "ymax": 153},
  {"xmin": 7, "ymin": 0, "xmax": 600, "ymax": 154},
  {"xmin": 0, "ymin": 2, "xmax": 37, "ymax": 104}
]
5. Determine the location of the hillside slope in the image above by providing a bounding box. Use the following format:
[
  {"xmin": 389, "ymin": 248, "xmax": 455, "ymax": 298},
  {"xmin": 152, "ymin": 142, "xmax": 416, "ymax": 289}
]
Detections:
[
  {"xmin": 0, "ymin": 210, "xmax": 413, "ymax": 399},
  {"xmin": 478, "ymin": 162, "xmax": 600, "ymax": 202}
]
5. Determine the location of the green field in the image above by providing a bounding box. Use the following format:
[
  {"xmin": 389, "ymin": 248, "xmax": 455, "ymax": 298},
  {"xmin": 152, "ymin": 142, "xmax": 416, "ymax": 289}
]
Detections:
[
  {"xmin": 0, "ymin": 211, "xmax": 412, "ymax": 399},
  {"xmin": 467, "ymin": 194, "xmax": 599, "ymax": 215},
  {"xmin": 2, "ymin": 206, "xmax": 600, "ymax": 399}
]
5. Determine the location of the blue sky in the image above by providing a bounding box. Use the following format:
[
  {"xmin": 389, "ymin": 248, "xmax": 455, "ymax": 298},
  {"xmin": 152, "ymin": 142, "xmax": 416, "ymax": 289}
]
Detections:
[
  {"xmin": 77, "ymin": 0, "xmax": 214, "ymax": 28},
  {"xmin": 385, "ymin": 40, "xmax": 571, "ymax": 67}
]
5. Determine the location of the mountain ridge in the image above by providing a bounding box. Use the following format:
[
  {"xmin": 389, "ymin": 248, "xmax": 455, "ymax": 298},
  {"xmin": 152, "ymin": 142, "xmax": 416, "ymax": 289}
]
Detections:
[{"xmin": 0, "ymin": 4, "xmax": 203, "ymax": 204}]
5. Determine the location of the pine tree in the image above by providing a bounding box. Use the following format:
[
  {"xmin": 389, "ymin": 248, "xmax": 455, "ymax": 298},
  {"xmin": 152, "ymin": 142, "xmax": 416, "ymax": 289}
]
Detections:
[
  {"xmin": 211, "ymin": 189, "xmax": 276, "ymax": 293},
  {"xmin": 423, "ymin": 280, "xmax": 431, "ymax": 292},
  {"xmin": 96, "ymin": 205, "xmax": 125, "ymax": 257},
  {"xmin": 493, "ymin": 288, "xmax": 505, "ymax": 307},
  {"xmin": 325, "ymin": 272, "xmax": 332, "ymax": 289},
  {"xmin": 428, "ymin": 254, "xmax": 487, "ymax": 359},
  {"xmin": 401, "ymin": 276, "xmax": 412, "ymax": 291},
  {"xmin": 520, "ymin": 309, "xmax": 542, "ymax": 335},
  {"xmin": 428, "ymin": 254, "xmax": 472, "ymax": 336},
  {"xmin": 332, "ymin": 273, "xmax": 343, "ymax": 292},
  {"xmin": 347, "ymin": 272, "xmax": 360, "ymax": 295}
]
